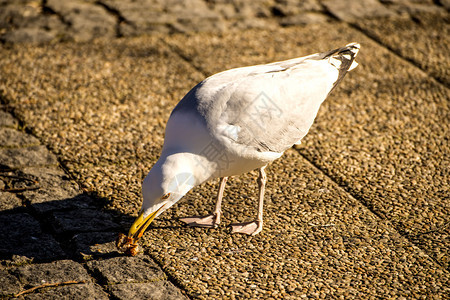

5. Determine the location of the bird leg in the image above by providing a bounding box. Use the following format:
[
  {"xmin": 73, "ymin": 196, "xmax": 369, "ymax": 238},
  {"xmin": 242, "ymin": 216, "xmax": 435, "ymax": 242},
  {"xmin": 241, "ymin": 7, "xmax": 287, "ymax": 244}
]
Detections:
[
  {"xmin": 231, "ymin": 166, "xmax": 266, "ymax": 236},
  {"xmin": 180, "ymin": 177, "xmax": 228, "ymax": 228}
]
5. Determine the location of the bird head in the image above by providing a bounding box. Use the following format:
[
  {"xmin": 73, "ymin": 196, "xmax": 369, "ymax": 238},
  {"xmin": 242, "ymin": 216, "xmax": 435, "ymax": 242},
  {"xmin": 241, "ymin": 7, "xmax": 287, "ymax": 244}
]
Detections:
[{"xmin": 126, "ymin": 154, "xmax": 198, "ymax": 243}]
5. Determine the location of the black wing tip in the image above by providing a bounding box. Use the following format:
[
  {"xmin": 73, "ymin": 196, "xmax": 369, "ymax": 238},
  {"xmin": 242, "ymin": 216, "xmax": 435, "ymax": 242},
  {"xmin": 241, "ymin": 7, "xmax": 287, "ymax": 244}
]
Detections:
[
  {"xmin": 326, "ymin": 42, "xmax": 360, "ymax": 94},
  {"xmin": 321, "ymin": 42, "xmax": 360, "ymax": 60},
  {"xmin": 345, "ymin": 42, "xmax": 360, "ymax": 51},
  {"xmin": 342, "ymin": 42, "xmax": 360, "ymax": 58}
]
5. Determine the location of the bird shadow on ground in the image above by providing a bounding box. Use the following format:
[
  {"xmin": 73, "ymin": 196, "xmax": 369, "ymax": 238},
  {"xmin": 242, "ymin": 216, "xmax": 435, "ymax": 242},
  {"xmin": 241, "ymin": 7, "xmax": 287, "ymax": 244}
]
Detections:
[
  {"xmin": 0, "ymin": 191, "xmax": 150, "ymax": 264},
  {"xmin": 0, "ymin": 165, "xmax": 197, "ymax": 265}
]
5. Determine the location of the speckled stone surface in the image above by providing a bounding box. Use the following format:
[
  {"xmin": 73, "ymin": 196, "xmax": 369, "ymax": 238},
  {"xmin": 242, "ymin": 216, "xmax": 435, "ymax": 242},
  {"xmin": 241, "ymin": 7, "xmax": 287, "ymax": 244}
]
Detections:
[
  {"xmin": 1, "ymin": 18, "xmax": 449, "ymax": 298},
  {"xmin": 0, "ymin": 2, "xmax": 449, "ymax": 298},
  {"xmin": 356, "ymin": 12, "xmax": 449, "ymax": 86}
]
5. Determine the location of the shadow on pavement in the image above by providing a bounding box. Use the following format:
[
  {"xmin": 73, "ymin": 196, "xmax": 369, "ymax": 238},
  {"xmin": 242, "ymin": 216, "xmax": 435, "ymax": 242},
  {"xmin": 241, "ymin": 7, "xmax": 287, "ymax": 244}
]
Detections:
[{"xmin": 0, "ymin": 191, "xmax": 131, "ymax": 263}]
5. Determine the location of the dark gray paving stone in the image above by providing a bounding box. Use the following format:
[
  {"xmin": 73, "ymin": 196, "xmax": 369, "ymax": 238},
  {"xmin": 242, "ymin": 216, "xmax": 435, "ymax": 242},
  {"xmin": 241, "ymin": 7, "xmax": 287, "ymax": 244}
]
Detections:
[
  {"xmin": 388, "ymin": 2, "xmax": 446, "ymax": 16},
  {"xmin": 1, "ymin": 27, "xmax": 57, "ymax": 44},
  {"xmin": 0, "ymin": 146, "xmax": 58, "ymax": 169},
  {"xmin": 51, "ymin": 209, "xmax": 120, "ymax": 234},
  {"xmin": 22, "ymin": 283, "xmax": 109, "ymax": 300},
  {"xmin": 0, "ymin": 169, "xmax": 39, "ymax": 194},
  {"xmin": 87, "ymin": 256, "xmax": 165, "ymax": 284},
  {"xmin": 0, "ymin": 127, "xmax": 39, "ymax": 148},
  {"xmin": 272, "ymin": 0, "xmax": 322, "ymax": 16},
  {"xmin": 0, "ymin": 4, "xmax": 39, "ymax": 30},
  {"xmin": 0, "ymin": 268, "xmax": 22, "ymax": 297},
  {"xmin": 440, "ymin": 0, "xmax": 450, "ymax": 10},
  {"xmin": 280, "ymin": 12, "xmax": 329, "ymax": 26},
  {"xmin": 0, "ymin": 191, "xmax": 23, "ymax": 210},
  {"xmin": 0, "ymin": 213, "xmax": 65, "ymax": 261},
  {"xmin": 323, "ymin": 0, "xmax": 396, "ymax": 22},
  {"xmin": 0, "ymin": 3, "xmax": 63, "ymax": 44},
  {"xmin": 45, "ymin": 0, "xmax": 116, "ymax": 42},
  {"xmin": 101, "ymin": 0, "xmax": 226, "ymax": 35},
  {"xmin": 19, "ymin": 167, "xmax": 95, "ymax": 214},
  {"xmin": 0, "ymin": 212, "xmax": 41, "ymax": 238},
  {"xmin": 165, "ymin": 0, "xmax": 223, "ymax": 33},
  {"xmin": 11, "ymin": 259, "xmax": 91, "ymax": 287},
  {"xmin": 0, "ymin": 111, "xmax": 18, "ymax": 128},
  {"xmin": 100, "ymin": 0, "xmax": 175, "ymax": 36},
  {"xmin": 108, "ymin": 281, "xmax": 187, "ymax": 300},
  {"xmin": 30, "ymin": 193, "xmax": 97, "ymax": 215},
  {"xmin": 72, "ymin": 231, "xmax": 120, "ymax": 258}
]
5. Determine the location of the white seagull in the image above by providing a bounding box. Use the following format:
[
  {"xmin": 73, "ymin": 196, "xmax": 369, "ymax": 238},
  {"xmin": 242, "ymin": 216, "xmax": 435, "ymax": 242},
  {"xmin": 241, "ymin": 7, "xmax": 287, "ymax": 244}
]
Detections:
[{"xmin": 117, "ymin": 43, "xmax": 360, "ymax": 255}]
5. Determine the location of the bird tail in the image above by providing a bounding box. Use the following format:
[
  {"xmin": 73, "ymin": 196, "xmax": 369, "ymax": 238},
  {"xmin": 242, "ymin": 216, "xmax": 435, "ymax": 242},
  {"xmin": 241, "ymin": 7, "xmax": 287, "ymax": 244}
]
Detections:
[
  {"xmin": 321, "ymin": 42, "xmax": 360, "ymax": 92},
  {"xmin": 322, "ymin": 42, "xmax": 360, "ymax": 71}
]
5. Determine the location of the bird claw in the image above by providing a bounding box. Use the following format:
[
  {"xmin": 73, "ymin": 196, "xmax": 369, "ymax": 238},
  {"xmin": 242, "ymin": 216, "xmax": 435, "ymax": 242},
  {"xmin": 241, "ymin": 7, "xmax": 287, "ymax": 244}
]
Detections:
[
  {"xmin": 180, "ymin": 214, "xmax": 220, "ymax": 228},
  {"xmin": 230, "ymin": 221, "xmax": 262, "ymax": 236}
]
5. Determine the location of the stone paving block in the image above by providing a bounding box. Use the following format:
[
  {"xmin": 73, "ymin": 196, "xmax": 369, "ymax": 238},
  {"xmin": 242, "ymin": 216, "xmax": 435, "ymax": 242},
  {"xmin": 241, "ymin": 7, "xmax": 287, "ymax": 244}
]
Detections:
[
  {"xmin": 0, "ymin": 211, "xmax": 41, "ymax": 239},
  {"xmin": 26, "ymin": 192, "xmax": 95, "ymax": 215},
  {"xmin": 87, "ymin": 256, "xmax": 165, "ymax": 284},
  {"xmin": 0, "ymin": 213, "xmax": 65, "ymax": 261},
  {"xmin": 11, "ymin": 259, "xmax": 91, "ymax": 287},
  {"xmin": 0, "ymin": 3, "xmax": 40, "ymax": 30},
  {"xmin": 99, "ymin": 0, "xmax": 176, "ymax": 36},
  {"xmin": 0, "ymin": 268, "xmax": 22, "ymax": 297},
  {"xmin": 51, "ymin": 209, "xmax": 120, "ymax": 234},
  {"xmin": 322, "ymin": 0, "xmax": 396, "ymax": 22},
  {"xmin": 0, "ymin": 127, "xmax": 39, "ymax": 148},
  {"xmin": 0, "ymin": 2, "xmax": 63, "ymax": 44},
  {"xmin": 0, "ymin": 191, "xmax": 23, "ymax": 211},
  {"xmin": 0, "ymin": 146, "xmax": 58, "ymax": 169},
  {"xmin": 357, "ymin": 13, "xmax": 450, "ymax": 86},
  {"xmin": 19, "ymin": 167, "xmax": 94, "ymax": 214},
  {"xmin": 0, "ymin": 168, "xmax": 39, "ymax": 194},
  {"xmin": 71, "ymin": 231, "xmax": 119, "ymax": 258},
  {"xmin": 1, "ymin": 27, "xmax": 57, "ymax": 44},
  {"xmin": 0, "ymin": 111, "xmax": 18, "ymax": 128},
  {"xmin": 387, "ymin": 1, "xmax": 446, "ymax": 16},
  {"xmin": 45, "ymin": 0, "xmax": 116, "ymax": 42},
  {"xmin": 31, "ymin": 194, "xmax": 97, "ymax": 216},
  {"xmin": 272, "ymin": 0, "xmax": 322, "ymax": 16},
  {"xmin": 108, "ymin": 281, "xmax": 187, "ymax": 300},
  {"xmin": 22, "ymin": 283, "xmax": 109, "ymax": 300},
  {"xmin": 280, "ymin": 12, "xmax": 329, "ymax": 26},
  {"xmin": 441, "ymin": 0, "xmax": 450, "ymax": 9}
]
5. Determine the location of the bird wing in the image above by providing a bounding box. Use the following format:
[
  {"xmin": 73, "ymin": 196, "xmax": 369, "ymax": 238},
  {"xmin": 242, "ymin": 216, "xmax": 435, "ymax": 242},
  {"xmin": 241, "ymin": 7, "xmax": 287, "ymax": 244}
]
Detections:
[
  {"xmin": 169, "ymin": 43, "xmax": 359, "ymax": 159},
  {"xmin": 191, "ymin": 43, "xmax": 360, "ymax": 156}
]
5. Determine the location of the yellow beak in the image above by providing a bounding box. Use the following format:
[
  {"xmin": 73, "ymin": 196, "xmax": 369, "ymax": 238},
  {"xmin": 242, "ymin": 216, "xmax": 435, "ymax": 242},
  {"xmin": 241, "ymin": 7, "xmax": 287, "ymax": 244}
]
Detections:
[{"xmin": 127, "ymin": 204, "xmax": 166, "ymax": 240}]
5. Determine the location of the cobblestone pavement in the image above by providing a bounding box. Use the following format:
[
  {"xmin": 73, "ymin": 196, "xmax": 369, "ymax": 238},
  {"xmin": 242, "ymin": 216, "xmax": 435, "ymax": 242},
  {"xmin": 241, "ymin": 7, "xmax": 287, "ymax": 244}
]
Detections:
[{"xmin": 1, "ymin": 0, "xmax": 449, "ymax": 299}]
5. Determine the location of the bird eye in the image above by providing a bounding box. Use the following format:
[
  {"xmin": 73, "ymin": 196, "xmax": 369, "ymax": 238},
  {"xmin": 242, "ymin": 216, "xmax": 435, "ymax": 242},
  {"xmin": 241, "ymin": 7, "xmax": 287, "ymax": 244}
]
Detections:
[{"xmin": 162, "ymin": 193, "xmax": 171, "ymax": 200}]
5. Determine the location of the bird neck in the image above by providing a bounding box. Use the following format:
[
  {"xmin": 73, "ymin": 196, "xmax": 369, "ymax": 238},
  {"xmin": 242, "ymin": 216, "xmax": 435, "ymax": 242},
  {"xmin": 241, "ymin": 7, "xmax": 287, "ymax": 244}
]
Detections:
[{"xmin": 158, "ymin": 150, "xmax": 215, "ymax": 192}]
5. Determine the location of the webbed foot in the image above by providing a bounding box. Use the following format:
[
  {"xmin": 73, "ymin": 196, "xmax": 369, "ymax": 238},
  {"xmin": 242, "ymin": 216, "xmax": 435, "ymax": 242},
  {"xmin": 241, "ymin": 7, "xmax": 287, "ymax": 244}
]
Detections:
[
  {"xmin": 230, "ymin": 221, "xmax": 262, "ymax": 236},
  {"xmin": 180, "ymin": 214, "xmax": 220, "ymax": 228}
]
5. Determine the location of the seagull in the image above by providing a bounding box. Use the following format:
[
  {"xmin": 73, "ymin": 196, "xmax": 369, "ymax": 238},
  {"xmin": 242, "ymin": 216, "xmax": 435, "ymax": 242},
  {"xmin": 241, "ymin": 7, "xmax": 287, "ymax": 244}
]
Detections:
[{"xmin": 117, "ymin": 43, "xmax": 360, "ymax": 254}]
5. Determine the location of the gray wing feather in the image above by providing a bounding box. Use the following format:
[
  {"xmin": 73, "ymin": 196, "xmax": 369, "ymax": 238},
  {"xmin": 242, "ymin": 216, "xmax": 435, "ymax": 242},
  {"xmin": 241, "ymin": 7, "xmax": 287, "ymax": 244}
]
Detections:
[
  {"xmin": 213, "ymin": 63, "xmax": 334, "ymax": 153},
  {"xmin": 178, "ymin": 43, "xmax": 359, "ymax": 154}
]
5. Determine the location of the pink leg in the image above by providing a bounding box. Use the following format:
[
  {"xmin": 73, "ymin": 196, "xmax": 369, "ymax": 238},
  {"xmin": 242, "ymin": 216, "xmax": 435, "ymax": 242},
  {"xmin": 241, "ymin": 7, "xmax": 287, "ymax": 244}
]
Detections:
[
  {"xmin": 231, "ymin": 166, "xmax": 266, "ymax": 235},
  {"xmin": 180, "ymin": 177, "xmax": 228, "ymax": 228}
]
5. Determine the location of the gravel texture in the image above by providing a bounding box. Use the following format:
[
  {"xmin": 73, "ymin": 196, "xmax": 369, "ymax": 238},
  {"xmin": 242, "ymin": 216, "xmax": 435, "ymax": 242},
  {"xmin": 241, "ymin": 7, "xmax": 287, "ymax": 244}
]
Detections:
[
  {"xmin": 0, "ymin": 1, "xmax": 449, "ymax": 299},
  {"xmin": 357, "ymin": 12, "xmax": 450, "ymax": 86}
]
